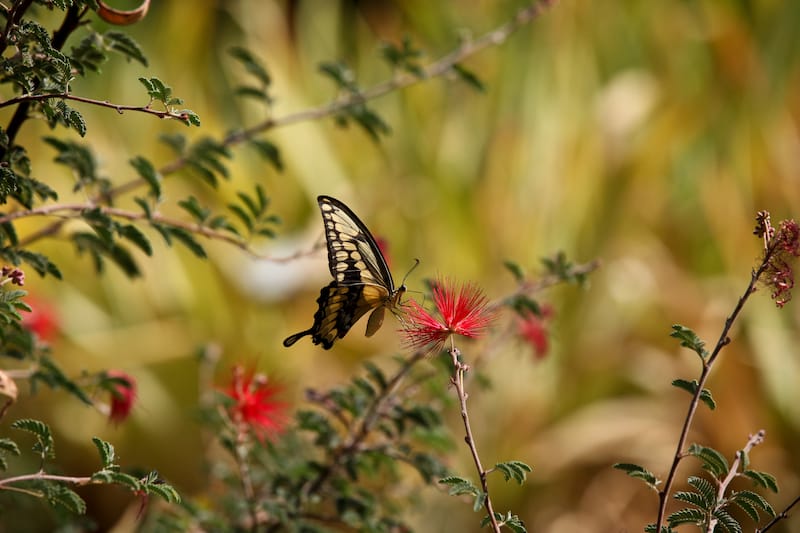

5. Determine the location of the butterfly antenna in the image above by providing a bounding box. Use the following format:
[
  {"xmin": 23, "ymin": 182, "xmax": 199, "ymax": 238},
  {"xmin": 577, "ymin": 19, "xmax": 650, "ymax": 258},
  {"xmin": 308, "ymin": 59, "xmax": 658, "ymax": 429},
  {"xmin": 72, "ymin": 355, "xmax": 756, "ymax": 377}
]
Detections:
[{"xmin": 400, "ymin": 258, "xmax": 420, "ymax": 288}]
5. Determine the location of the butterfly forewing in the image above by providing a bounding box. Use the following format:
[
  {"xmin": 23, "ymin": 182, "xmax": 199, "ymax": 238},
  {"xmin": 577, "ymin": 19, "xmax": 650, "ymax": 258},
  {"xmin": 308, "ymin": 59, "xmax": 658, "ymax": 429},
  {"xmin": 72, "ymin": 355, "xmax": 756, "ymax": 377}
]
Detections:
[{"xmin": 319, "ymin": 196, "xmax": 395, "ymax": 291}]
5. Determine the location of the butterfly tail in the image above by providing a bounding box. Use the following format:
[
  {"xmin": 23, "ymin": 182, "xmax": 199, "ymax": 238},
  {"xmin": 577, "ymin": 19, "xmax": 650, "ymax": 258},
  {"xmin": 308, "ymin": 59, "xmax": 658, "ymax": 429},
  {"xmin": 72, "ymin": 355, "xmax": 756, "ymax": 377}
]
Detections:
[{"xmin": 283, "ymin": 329, "xmax": 313, "ymax": 347}]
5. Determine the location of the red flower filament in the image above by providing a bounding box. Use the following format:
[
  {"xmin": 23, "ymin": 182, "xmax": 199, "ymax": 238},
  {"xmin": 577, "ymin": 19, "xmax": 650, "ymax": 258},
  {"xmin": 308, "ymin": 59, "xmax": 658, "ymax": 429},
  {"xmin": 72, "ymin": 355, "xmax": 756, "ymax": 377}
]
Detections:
[
  {"xmin": 517, "ymin": 304, "xmax": 554, "ymax": 360},
  {"xmin": 225, "ymin": 365, "xmax": 286, "ymax": 442},
  {"xmin": 402, "ymin": 278, "xmax": 494, "ymax": 353}
]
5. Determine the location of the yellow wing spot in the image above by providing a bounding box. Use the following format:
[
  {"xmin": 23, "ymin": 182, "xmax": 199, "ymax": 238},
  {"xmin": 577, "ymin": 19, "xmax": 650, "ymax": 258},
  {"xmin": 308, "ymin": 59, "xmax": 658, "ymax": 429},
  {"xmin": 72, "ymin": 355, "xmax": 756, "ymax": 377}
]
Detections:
[{"xmin": 361, "ymin": 284, "xmax": 390, "ymax": 305}]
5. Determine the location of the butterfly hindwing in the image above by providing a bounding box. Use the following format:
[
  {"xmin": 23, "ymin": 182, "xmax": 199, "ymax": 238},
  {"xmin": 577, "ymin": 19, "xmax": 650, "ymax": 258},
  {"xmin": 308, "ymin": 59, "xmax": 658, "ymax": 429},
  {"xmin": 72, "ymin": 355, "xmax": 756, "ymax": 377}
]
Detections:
[{"xmin": 283, "ymin": 196, "xmax": 403, "ymax": 350}]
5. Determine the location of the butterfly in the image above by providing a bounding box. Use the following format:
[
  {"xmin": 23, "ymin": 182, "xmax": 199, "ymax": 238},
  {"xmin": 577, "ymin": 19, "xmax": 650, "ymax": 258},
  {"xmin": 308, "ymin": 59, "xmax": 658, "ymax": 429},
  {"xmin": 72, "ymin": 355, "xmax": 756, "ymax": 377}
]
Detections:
[{"xmin": 283, "ymin": 195, "xmax": 406, "ymax": 349}]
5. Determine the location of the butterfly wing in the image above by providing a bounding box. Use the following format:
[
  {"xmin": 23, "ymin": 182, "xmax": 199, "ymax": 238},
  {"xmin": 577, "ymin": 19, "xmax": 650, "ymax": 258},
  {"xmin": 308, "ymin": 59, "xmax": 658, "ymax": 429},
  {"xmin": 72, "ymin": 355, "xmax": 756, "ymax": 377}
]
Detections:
[
  {"xmin": 317, "ymin": 195, "xmax": 395, "ymax": 292},
  {"xmin": 282, "ymin": 196, "xmax": 399, "ymax": 349}
]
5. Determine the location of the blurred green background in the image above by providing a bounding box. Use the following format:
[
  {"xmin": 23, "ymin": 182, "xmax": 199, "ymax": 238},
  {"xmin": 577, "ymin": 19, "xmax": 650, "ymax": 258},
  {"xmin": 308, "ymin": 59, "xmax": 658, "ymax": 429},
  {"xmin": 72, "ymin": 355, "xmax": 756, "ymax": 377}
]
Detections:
[{"xmin": 4, "ymin": 0, "xmax": 800, "ymax": 531}]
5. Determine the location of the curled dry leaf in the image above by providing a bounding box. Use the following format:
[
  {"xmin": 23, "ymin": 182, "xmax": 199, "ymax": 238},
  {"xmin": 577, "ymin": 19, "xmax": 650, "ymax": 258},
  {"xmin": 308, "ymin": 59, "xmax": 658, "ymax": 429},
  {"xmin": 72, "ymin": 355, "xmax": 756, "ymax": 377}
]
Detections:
[
  {"xmin": 0, "ymin": 370, "xmax": 17, "ymax": 403},
  {"xmin": 97, "ymin": 0, "xmax": 150, "ymax": 26}
]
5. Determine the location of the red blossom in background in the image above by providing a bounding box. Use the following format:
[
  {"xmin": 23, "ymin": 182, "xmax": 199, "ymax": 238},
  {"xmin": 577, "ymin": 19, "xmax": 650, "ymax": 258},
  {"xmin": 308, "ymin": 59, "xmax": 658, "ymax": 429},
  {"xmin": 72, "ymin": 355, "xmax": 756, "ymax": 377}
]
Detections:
[
  {"xmin": 760, "ymin": 217, "xmax": 800, "ymax": 308},
  {"xmin": 225, "ymin": 365, "xmax": 287, "ymax": 442},
  {"xmin": 517, "ymin": 304, "xmax": 554, "ymax": 360},
  {"xmin": 401, "ymin": 278, "xmax": 494, "ymax": 353},
  {"xmin": 21, "ymin": 295, "xmax": 59, "ymax": 342},
  {"xmin": 106, "ymin": 370, "xmax": 137, "ymax": 424}
]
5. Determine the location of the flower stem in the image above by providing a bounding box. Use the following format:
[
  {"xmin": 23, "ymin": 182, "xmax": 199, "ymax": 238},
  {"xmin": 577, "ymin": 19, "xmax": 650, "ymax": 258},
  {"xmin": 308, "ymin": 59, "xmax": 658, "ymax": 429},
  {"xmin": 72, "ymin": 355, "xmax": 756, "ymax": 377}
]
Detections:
[
  {"xmin": 655, "ymin": 245, "xmax": 777, "ymax": 531},
  {"xmin": 449, "ymin": 346, "xmax": 501, "ymax": 533}
]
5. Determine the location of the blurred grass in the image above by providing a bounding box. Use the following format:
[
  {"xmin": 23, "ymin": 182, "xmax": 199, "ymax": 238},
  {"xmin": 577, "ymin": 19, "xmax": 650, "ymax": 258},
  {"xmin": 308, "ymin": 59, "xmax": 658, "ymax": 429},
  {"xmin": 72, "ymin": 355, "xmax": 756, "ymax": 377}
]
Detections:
[{"xmin": 4, "ymin": 0, "xmax": 800, "ymax": 531}]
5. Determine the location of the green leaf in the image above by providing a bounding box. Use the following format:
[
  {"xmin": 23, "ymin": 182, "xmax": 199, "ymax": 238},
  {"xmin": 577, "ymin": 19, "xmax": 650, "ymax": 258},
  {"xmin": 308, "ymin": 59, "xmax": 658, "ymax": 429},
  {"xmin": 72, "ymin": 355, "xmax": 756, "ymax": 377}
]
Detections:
[
  {"xmin": 104, "ymin": 31, "xmax": 147, "ymax": 66},
  {"xmin": 730, "ymin": 490, "xmax": 775, "ymax": 519},
  {"xmin": 348, "ymin": 104, "xmax": 391, "ymax": 141},
  {"xmin": 118, "ymin": 224, "xmax": 152, "ymax": 256},
  {"xmin": 712, "ymin": 508, "xmax": 742, "ymax": 533},
  {"xmin": 439, "ymin": 476, "xmax": 480, "ymax": 496},
  {"xmin": 494, "ymin": 460, "xmax": 532, "ymax": 484},
  {"xmin": 670, "ymin": 324, "xmax": 709, "ymax": 360},
  {"xmin": 363, "ymin": 361, "xmax": 387, "ymax": 391},
  {"xmin": 503, "ymin": 260, "xmax": 525, "ymax": 282},
  {"xmin": 249, "ymin": 139, "xmax": 284, "ymax": 171},
  {"xmin": 32, "ymin": 357, "xmax": 93, "ymax": 405},
  {"xmin": 687, "ymin": 445, "xmax": 729, "ymax": 477},
  {"xmin": 229, "ymin": 46, "xmax": 271, "ymax": 86},
  {"xmin": 743, "ymin": 470, "xmax": 779, "ymax": 493},
  {"xmin": 319, "ymin": 61, "xmax": 357, "ymax": 91},
  {"xmin": 452, "ymin": 63, "xmax": 486, "ymax": 92},
  {"xmin": 12, "ymin": 419, "xmax": 54, "ymax": 459},
  {"xmin": 671, "ymin": 379, "xmax": 716, "ymax": 410},
  {"xmin": 613, "ymin": 463, "xmax": 658, "ymax": 488},
  {"xmin": 45, "ymin": 483, "xmax": 86, "ymax": 514},
  {"xmin": 92, "ymin": 437, "xmax": 115, "ymax": 468},
  {"xmin": 130, "ymin": 156, "xmax": 161, "ymax": 198},
  {"xmin": 674, "ymin": 490, "xmax": 710, "ymax": 510},
  {"xmin": 178, "ymin": 196, "xmax": 211, "ymax": 223},
  {"xmin": 143, "ymin": 478, "xmax": 181, "ymax": 503},
  {"xmin": 687, "ymin": 476, "xmax": 717, "ymax": 508},
  {"xmin": 666, "ymin": 507, "xmax": 706, "ymax": 526},
  {"xmin": 0, "ymin": 438, "xmax": 21, "ymax": 456}
]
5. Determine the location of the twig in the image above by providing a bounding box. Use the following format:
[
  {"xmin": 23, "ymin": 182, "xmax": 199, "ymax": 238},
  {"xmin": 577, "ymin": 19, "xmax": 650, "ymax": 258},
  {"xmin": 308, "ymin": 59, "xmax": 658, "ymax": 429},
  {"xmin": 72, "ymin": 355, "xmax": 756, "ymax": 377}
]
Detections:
[
  {"xmin": 449, "ymin": 345, "xmax": 501, "ymax": 533},
  {"xmin": 297, "ymin": 351, "xmax": 426, "ymax": 503},
  {"xmin": 759, "ymin": 494, "xmax": 800, "ymax": 532},
  {"xmin": 655, "ymin": 243, "xmax": 780, "ymax": 531},
  {"xmin": 0, "ymin": 203, "xmax": 321, "ymax": 261},
  {"xmin": 706, "ymin": 430, "xmax": 766, "ymax": 533},
  {"xmin": 0, "ymin": 471, "xmax": 92, "ymax": 488},
  {"xmin": 0, "ymin": 92, "xmax": 192, "ymax": 122}
]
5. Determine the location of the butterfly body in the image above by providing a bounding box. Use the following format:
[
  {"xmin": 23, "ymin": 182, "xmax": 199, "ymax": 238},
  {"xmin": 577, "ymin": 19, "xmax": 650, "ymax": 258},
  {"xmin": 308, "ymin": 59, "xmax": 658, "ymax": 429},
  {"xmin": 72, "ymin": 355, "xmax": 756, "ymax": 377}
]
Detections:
[{"xmin": 283, "ymin": 196, "xmax": 404, "ymax": 349}]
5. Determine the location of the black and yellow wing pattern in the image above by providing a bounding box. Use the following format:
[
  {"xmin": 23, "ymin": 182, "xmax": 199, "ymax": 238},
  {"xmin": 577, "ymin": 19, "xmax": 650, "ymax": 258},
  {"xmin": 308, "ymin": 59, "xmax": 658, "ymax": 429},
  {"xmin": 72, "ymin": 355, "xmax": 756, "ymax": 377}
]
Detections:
[{"xmin": 283, "ymin": 195, "xmax": 404, "ymax": 349}]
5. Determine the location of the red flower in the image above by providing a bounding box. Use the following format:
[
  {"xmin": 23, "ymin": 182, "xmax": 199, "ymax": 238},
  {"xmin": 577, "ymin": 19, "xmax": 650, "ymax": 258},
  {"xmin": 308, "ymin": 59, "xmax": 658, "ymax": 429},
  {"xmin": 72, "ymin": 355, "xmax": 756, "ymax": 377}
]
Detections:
[
  {"xmin": 106, "ymin": 370, "xmax": 137, "ymax": 424},
  {"xmin": 225, "ymin": 365, "xmax": 287, "ymax": 442},
  {"xmin": 401, "ymin": 278, "xmax": 494, "ymax": 353},
  {"xmin": 517, "ymin": 305, "xmax": 554, "ymax": 360},
  {"xmin": 21, "ymin": 295, "xmax": 59, "ymax": 342}
]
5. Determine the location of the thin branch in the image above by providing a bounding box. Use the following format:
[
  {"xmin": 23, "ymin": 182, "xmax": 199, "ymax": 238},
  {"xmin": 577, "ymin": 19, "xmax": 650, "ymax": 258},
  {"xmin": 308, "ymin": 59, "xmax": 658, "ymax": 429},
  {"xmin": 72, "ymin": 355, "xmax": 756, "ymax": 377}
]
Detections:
[
  {"xmin": 706, "ymin": 430, "xmax": 766, "ymax": 533},
  {"xmin": 655, "ymin": 244, "xmax": 779, "ymax": 531},
  {"xmin": 225, "ymin": 0, "xmax": 558, "ymax": 144},
  {"xmin": 759, "ymin": 494, "xmax": 800, "ymax": 532},
  {"xmin": 297, "ymin": 351, "xmax": 426, "ymax": 503},
  {"xmin": 449, "ymin": 345, "xmax": 501, "ymax": 533},
  {"xmin": 0, "ymin": 92, "xmax": 192, "ymax": 122},
  {"xmin": 0, "ymin": 203, "xmax": 319, "ymax": 261},
  {"xmin": 0, "ymin": 471, "xmax": 92, "ymax": 487}
]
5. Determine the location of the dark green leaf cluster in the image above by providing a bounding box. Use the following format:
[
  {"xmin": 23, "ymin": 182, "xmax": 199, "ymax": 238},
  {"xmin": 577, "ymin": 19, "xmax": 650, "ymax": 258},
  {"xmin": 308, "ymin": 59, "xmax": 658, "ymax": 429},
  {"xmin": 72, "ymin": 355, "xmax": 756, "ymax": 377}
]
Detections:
[
  {"xmin": 381, "ymin": 36, "xmax": 425, "ymax": 78},
  {"xmin": 73, "ymin": 207, "xmax": 152, "ymax": 277},
  {"xmin": 1, "ymin": 19, "xmax": 72, "ymax": 95},
  {"xmin": 638, "ymin": 444, "xmax": 779, "ymax": 532},
  {"xmin": 0, "ymin": 130, "xmax": 58, "ymax": 207},
  {"xmin": 0, "ymin": 422, "xmax": 179, "ymax": 517},
  {"xmin": 181, "ymin": 359, "xmax": 449, "ymax": 532},
  {"xmin": 319, "ymin": 61, "xmax": 391, "ymax": 141},
  {"xmin": 90, "ymin": 437, "xmax": 180, "ymax": 503},
  {"xmin": 228, "ymin": 46, "xmax": 272, "ymax": 103},
  {"xmin": 70, "ymin": 31, "xmax": 147, "ymax": 75},
  {"xmin": 541, "ymin": 251, "xmax": 591, "ymax": 286}
]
